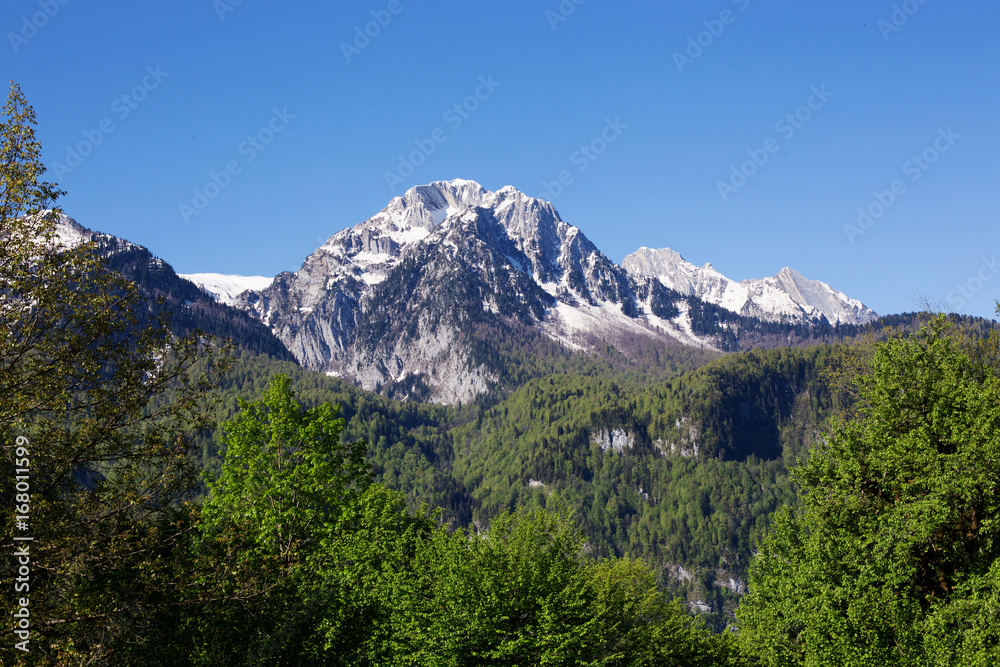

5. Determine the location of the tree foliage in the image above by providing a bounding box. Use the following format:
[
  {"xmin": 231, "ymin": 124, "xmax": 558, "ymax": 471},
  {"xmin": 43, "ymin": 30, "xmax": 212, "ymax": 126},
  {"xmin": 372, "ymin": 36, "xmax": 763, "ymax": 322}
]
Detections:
[
  {"xmin": 191, "ymin": 340, "xmax": 851, "ymax": 629},
  {"xmin": 190, "ymin": 376, "xmax": 435, "ymax": 665},
  {"xmin": 186, "ymin": 377, "xmax": 737, "ymax": 665},
  {"xmin": 389, "ymin": 507, "xmax": 735, "ymax": 666},
  {"xmin": 202, "ymin": 375, "xmax": 369, "ymax": 560}
]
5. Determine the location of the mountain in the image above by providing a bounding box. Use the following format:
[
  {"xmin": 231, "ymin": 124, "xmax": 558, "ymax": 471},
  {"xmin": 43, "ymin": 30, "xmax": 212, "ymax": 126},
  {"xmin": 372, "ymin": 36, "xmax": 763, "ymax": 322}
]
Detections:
[
  {"xmin": 224, "ymin": 179, "xmax": 876, "ymax": 404},
  {"xmin": 51, "ymin": 213, "xmax": 296, "ymax": 361},
  {"xmin": 622, "ymin": 247, "xmax": 877, "ymax": 326}
]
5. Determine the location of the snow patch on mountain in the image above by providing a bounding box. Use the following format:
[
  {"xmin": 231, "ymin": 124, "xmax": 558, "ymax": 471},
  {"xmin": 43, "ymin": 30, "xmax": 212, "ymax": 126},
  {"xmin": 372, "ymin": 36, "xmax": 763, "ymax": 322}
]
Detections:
[
  {"xmin": 180, "ymin": 273, "xmax": 275, "ymax": 306},
  {"xmin": 540, "ymin": 297, "xmax": 717, "ymax": 354},
  {"xmin": 51, "ymin": 212, "xmax": 94, "ymax": 248},
  {"xmin": 45, "ymin": 212, "xmax": 149, "ymax": 258}
]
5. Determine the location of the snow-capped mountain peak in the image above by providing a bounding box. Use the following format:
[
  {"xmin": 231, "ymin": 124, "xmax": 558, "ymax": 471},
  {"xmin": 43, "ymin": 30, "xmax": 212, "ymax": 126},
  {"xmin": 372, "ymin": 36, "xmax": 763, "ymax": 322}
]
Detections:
[
  {"xmin": 622, "ymin": 247, "xmax": 877, "ymax": 326},
  {"xmin": 371, "ymin": 179, "xmax": 493, "ymax": 234},
  {"xmin": 193, "ymin": 179, "xmax": 879, "ymax": 403},
  {"xmin": 305, "ymin": 179, "xmax": 584, "ymax": 293}
]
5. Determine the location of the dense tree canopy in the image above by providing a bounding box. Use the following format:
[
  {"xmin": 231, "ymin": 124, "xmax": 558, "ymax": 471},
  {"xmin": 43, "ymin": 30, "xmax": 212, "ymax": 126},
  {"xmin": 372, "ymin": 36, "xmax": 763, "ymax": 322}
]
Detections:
[
  {"xmin": 187, "ymin": 376, "xmax": 737, "ymax": 665},
  {"xmin": 388, "ymin": 506, "xmax": 735, "ymax": 666}
]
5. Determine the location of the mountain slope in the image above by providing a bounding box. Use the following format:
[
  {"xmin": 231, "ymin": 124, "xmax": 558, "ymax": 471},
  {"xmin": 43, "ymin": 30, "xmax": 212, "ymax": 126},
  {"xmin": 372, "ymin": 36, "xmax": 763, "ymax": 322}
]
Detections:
[{"xmin": 52, "ymin": 214, "xmax": 296, "ymax": 361}]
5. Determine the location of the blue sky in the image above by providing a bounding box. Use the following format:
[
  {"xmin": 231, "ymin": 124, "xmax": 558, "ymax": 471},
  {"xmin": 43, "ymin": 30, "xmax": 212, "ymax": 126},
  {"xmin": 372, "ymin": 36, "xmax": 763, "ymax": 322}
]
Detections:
[{"xmin": 4, "ymin": 0, "xmax": 999, "ymax": 319}]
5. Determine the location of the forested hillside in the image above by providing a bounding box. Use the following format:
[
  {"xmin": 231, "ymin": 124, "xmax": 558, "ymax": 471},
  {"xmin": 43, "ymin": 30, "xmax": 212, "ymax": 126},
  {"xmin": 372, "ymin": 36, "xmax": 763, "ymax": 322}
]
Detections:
[
  {"xmin": 191, "ymin": 342, "xmax": 851, "ymax": 626},
  {"xmin": 193, "ymin": 314, "xmax": 993, "ymax": 626}
]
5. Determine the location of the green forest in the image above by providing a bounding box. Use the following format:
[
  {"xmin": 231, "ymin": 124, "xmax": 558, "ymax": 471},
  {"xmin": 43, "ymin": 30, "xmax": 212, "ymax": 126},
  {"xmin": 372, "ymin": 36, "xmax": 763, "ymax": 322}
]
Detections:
[
  {"xmin": 201, "ymin": 345, "xmax": 836, "ymax": 605},
  {"xmin": 3, "ymin": 83, "xmax": 1000, "ymax": 665}
]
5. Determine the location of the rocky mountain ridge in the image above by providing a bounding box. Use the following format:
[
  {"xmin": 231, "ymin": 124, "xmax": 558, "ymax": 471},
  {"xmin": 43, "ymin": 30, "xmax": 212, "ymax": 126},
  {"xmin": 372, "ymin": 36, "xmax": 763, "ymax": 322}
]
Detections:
[{"xmin": 622, "ymin": 247, "xmax": 876, "ymax": 326}]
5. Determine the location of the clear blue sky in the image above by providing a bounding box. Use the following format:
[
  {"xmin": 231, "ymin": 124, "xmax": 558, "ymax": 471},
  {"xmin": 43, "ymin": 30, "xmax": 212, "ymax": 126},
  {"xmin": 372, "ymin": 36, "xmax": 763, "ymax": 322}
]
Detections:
[{"xmin": 4, "ymin": 0, "xmax": 999, "ymax": 319}]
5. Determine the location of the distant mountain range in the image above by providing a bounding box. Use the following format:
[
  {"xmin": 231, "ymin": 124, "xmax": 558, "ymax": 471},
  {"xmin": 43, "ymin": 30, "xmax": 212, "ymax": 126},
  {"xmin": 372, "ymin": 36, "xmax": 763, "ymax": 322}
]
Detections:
[
  {"xmin": 622, "ymin": 248, "xmax": 875, "ymax": 326},
  {"xmin": 54, "ymin": 180, "xmax": 879, "ymax": 403}
]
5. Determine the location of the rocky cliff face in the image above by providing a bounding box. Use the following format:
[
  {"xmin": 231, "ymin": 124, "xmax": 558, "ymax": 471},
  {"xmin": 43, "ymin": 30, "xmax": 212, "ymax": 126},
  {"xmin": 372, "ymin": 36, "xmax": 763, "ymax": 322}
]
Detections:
[{"xmin": 233, "ymin": 181, "xmax": 661, "ymax": 402}]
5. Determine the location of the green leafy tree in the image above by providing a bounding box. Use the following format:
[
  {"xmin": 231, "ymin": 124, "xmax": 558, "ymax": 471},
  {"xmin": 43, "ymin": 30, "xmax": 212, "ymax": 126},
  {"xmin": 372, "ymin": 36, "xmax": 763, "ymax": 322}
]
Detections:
[
  {"xmin": 195, "ymin": 375, "xmax": 433, "ymax": 665},
  {"xmin": 737, "ymin": 314, "xmax": 1000, "ymax": 665},
  {"xmin": 0, "ymin": 82, "xmax": 227, "ymax": 665},
  {"xmin": 202, "ymin": 374, "xmax": 369, "ymax": 560},
  {"xmin": 588, "ymin": 556, "xmax": 739, "ymax": 666},
  {"xmin": 390, "ymin": 507, "xmax": 598, "ymax": 664}
]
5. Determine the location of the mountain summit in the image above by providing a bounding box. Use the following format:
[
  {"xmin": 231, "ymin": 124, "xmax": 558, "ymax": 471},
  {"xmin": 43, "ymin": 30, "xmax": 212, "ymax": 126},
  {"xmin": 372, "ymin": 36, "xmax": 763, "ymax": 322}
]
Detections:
[{"xmin": 208, "ymin": 179, "xmax": 877, "ymax": 403}]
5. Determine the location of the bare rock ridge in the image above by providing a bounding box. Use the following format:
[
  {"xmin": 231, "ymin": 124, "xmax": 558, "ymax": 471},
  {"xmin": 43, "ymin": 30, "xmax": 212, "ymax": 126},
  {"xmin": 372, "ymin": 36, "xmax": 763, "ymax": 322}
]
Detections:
[{"xmin": 46, "ymin": 212, "xmax": 296, "ymax": 361}]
